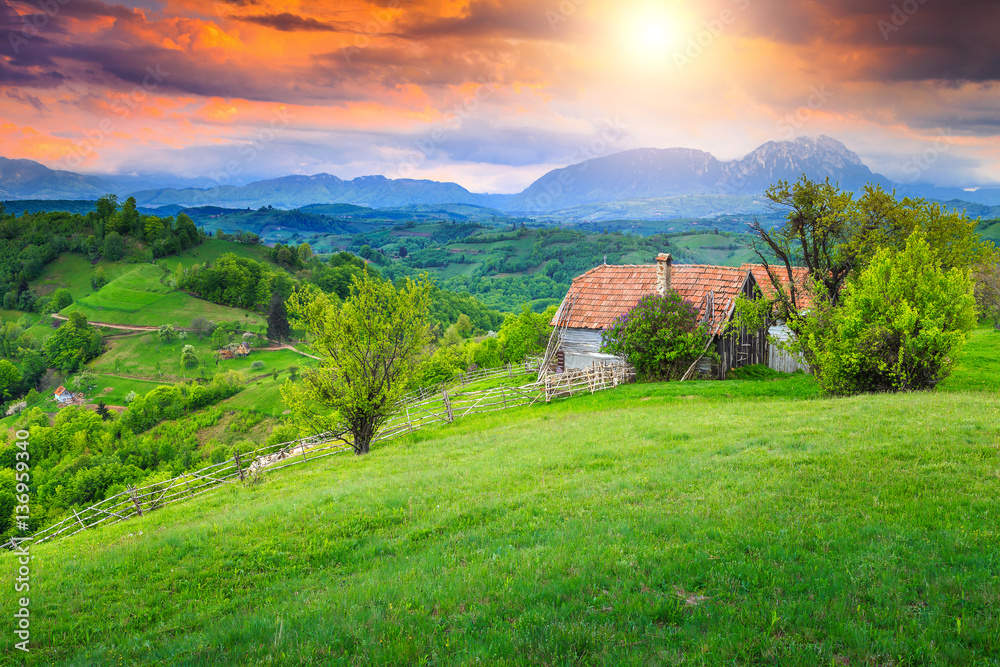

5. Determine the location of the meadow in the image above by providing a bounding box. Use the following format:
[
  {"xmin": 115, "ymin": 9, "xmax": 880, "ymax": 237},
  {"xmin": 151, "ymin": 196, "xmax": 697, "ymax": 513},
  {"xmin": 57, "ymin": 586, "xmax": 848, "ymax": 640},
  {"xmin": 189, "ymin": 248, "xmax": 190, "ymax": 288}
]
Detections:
[
  {"xmin": 2, "ymin": 348, "xmax": 997, "ymax": 665},
  {"xmin": 61, "ymin": 264, "xmax": 265, "ymax": 329}
]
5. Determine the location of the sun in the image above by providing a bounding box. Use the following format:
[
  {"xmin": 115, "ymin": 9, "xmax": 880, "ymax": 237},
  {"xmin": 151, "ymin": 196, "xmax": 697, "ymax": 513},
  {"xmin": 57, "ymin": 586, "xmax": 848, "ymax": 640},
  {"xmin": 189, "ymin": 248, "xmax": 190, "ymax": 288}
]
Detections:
[{"xmin": 621, "ymin": 4, "xmax": 687, "ymax": 64}]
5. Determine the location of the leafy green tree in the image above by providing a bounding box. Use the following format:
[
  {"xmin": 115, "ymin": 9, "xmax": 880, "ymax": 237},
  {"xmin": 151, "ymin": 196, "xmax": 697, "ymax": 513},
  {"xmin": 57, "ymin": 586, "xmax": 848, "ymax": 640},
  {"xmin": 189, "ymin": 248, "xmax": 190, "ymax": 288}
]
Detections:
[
  {"xmin": 95, "ymin": 194, "xmax": 118, "ymax": 229},
  {"xmin": 50, "ymin": 288, "xmax": 73, "ymax": 312},
  {"xmin": 211, "ymin": 327, "xmax": 228, "ymax": 350},
  {"xmin": 181, "ymin": 344, "xmax": 198, "ymax": 368},
  {"xmin": 749, "ymin": 177, "xmax": 992, "ymax": 315},
  {"xmin": 175, "ymin": 213, "xmax": 200, "ymax": 249},
  {"xmin": 297, "ymin": 242, "xmax": 313, "ymax": 260},
  {"xmin": 266, "ymin": 292, "xmax": 291, "ymax": 343},
  {"xmin": 0, "ymin": 359, "xmax": 22, "ymax": 399},
  {"xmin": 120, "ymin": 196, "xmax": 142, "ymax": 237},
  {"xmin": 283, "ymin": 273, "xmax": 431, "ymax": 455},
  {"xmin": 804, "ymin": 233, "xmax": 977, "ymax": 394},
  {"xmin": 497, "ymin": 305, "xmax": 555, "ymax": 363},
  {"xmin": 91, "ymin": 266, "xmax": 107, "ymax": 290},
  {"xmin": 144, "ymin": 216, "xmax": 164, "ymax": 241},
  {"xmin": 600, "ymin": 291, "xmax": 712, "ymax": 381},
  {"xmin": 43, "ymin": 312, "xmax": 103, "ymax": 373},
  {"xmin": 157, "ymin": 323, "xmax": 176, "ymax": 343},
  {"xmin": 102, "ymin": 232, "xmax": 125, "ymax": 261},
  {"xmin": 455, "ymin": 313, "xmax": 473, "ymax": 336}
]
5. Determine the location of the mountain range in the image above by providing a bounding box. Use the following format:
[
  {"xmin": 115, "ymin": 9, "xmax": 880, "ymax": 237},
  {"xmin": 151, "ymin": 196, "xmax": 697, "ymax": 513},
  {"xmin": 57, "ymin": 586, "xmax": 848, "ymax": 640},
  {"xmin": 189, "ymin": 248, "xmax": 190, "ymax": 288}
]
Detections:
[{"xmin": 4, "ymin": 137, "xmax": 1000, "ymax": 219}]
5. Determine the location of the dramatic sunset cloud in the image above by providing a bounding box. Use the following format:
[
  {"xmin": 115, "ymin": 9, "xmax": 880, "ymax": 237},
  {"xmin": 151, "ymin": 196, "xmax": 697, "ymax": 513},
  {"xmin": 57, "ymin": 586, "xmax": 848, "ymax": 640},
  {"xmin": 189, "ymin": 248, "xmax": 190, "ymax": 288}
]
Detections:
[{"xmin": 1, "ymin": 0, "xmax": 998, "ymax": 191}]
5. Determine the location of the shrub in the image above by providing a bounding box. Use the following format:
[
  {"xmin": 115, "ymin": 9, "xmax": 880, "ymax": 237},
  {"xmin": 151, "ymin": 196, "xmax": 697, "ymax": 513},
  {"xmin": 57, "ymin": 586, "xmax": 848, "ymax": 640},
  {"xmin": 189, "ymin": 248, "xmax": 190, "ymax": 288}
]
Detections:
[
  {"xmin": 250, "ymin": 360, "xmax": 265, "ymax": 371},
  {"xmin": 601, "ymin": 291, "xmax": 712, "ymax": 381},
  {"xmin": 805, "ymin": 233, "xmax": 977, "ymax": 394}
]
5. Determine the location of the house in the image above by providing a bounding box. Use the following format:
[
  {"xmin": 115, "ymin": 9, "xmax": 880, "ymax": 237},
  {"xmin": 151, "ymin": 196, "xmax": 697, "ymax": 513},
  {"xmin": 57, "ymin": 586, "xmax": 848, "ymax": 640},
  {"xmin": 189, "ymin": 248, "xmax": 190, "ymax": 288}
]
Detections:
[
  {"xmin": 548, "ymin": 253, "xmax": 770, "ymax": 379},
  {"xmin": 54, "ymin": 386, "xmax": 74, "ymax": 403},
  {"xmin": 235, "ymin": 342, "xmax": 251, "ymax": 358}
]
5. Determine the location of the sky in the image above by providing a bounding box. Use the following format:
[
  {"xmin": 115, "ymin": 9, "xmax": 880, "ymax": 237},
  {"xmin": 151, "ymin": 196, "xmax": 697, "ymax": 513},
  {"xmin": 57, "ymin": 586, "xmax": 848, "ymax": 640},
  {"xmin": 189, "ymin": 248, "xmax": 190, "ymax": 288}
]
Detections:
[{"xmin": 1, "ymin": 0, "xmax": 999, "ymax": 193}]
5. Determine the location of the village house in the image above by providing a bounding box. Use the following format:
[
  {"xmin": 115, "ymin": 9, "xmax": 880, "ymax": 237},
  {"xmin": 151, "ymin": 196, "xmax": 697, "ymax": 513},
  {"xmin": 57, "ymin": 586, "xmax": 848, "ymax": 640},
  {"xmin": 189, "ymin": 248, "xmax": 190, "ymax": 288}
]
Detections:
[
  {"xmin": 54, "ymin": 386, "xmax": 74, "ymax": 403},
  {"xmin": 548, "ymin": 253, "xmax": 810, "ymax": 379}
]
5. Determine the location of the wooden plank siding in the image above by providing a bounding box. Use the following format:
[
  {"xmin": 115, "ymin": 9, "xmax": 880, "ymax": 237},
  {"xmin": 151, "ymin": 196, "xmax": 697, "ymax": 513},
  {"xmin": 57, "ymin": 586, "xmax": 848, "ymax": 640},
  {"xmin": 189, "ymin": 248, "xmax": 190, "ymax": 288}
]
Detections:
[{"xmin": 714, "ymin": 272, "xmax": 768, "ymax": 379}]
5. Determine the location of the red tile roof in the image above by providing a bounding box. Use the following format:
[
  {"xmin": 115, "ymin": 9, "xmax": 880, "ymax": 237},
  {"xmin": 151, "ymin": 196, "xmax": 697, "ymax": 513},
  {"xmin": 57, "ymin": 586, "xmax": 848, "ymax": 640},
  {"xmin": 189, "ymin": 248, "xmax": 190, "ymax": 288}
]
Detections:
[
  {"xmin": 739, "ymin": 264, "xmax": 814, "ymax": 310},
  {"xmin": 552, "ymin": 263, "xmax": 752, "ymax": 335},
  {"xmin": 54, "ymin": 386, "xmax": 67, "ymax": 396}
]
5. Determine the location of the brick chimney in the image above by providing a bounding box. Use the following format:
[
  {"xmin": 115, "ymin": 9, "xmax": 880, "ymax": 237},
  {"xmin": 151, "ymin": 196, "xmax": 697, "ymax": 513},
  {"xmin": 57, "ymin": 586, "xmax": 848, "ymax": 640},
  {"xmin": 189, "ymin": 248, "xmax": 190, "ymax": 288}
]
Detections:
[{"xmin": 656, "ymin": 253, "xmax": 672, "ymax": 296}]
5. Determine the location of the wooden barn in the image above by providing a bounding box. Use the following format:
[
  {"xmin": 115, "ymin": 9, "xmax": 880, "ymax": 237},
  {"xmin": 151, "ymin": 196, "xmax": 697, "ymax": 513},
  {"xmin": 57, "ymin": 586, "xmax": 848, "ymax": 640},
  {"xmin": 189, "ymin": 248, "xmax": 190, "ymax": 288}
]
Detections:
[{"xmin": 548, "ymin": 253, "xmax": 771, "ymax": 379}]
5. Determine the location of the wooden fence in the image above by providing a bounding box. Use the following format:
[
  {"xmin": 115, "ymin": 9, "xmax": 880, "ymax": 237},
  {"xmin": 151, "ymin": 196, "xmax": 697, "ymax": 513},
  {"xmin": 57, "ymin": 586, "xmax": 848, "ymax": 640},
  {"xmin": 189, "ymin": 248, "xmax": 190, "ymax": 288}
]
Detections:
[{"xmin": 11, "ymin": 359, "xmax": 629, "ymax": 549}]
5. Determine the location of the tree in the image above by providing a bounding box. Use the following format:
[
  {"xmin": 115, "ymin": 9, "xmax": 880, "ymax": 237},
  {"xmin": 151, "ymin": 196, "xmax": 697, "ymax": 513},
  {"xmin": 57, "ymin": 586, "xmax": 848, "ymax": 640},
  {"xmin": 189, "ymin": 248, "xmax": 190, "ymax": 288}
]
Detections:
[
  {"xmin": 181, "ymin": 344, "xmax": 198, "ymax": 368},
  {"xmin": 266, "ymin": 292, "xmax": 291, "ymax": 343},
  {"xmin": 974, "ymin": 255, "xmax": 1000, "ymax": 329},
  {"xmin": 748, "ymin": 177, "xmax": 855, "ymax": 312},
  {"xmin": 497, "ymin": 306, "xmax": 554, "ymax": 363},
  {"xmin": 211, "ymin": 327, "xmax": 228, "ymax": 350},
  {"xmin": 144, "ymin": 216, "xmax": 164, "ymax": 241},
  {"xmin": 749, "ymin": 177, "xmax": 993, "ymax": 316},
  {"xmin": 804, "ymin": 233, "xmax": 977, "ymax": 394},
  {"xmin": 157, "ymin": 323, "xmax": 176, "ymax": 343},
  {"xmin": 102, "ymin": 232, "xmax": 125, "ymax": 261},
  {"xmin": 43, "ymin": 312, "xmax": 103, "ymax": 373},
  {"xmin": 50, "ymin": 288, "xmax": 73, "ymax": 312},
  {"xmin": 91, "ymin": 266, "xmax": 107, "ymax": 290},
  {"xmin": 0, "ymin": 359, "xmax": 22, "ymax": 400},
  {"xmin": 190, "ymin": 317, "xmax": 214, "ymax": 339},
  {"xmin": 95, "ymin": 194, "xmax": 118, "ymax": 229},
  {"xmin": 297, "ymin": 242, "xmax": 313, "ymax": 261},
  {"xmin": 455, "ymin": 313, "xmax": 473, "ymax": 336},
  {"xmin": 283, "ymin": 272, "xmax": 431, "ymax": 455},
  {"xmin": 600, "ymin": 291, "xmax": 713, "ymax": 381}
]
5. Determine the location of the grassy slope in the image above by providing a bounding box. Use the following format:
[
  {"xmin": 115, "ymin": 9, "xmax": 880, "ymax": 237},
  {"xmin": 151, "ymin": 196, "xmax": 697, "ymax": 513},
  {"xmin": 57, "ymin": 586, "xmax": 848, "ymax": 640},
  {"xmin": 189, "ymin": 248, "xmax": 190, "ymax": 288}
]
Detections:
[
  {"xmin": 3, "ymin": 369, "xmax": 998, "ymax": 665},
  {"xmin": 61, "ymin": 264, "xmax": 264, "ymax": 329},
  {"xmin": 88, "ymin": 332, "xmax": 316, "ymax": 382}
]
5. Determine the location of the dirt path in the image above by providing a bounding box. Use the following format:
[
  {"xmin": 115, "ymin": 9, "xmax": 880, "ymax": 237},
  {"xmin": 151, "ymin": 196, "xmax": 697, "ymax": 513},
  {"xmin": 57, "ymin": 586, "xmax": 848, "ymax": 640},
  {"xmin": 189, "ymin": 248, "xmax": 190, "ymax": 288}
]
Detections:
[{"xmin": 50, "ymin": 313, "xmax": 162, "ymax": 332}]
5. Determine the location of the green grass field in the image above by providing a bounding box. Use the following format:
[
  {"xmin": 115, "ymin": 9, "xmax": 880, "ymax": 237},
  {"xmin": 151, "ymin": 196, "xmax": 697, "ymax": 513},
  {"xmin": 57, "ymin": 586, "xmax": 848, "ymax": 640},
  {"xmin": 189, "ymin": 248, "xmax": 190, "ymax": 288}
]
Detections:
[
  {"xmin": 164, "ymin": 238, "xmax": 285, "ymax": 272},
  {"xmin": 3, "ymin": 357, "xmax": 998, "ymax": 664},
  {"xmin": 87, "ymin": 331, "xmax": 316, "ymax": 381},
  {"xmin": 0, "ymin": 309, "xmax": 32, "ymax": 325},
  {"xmin": 33, "ymin": 254, "xmax": 133, "ymax": 301},
  {"xmin": 940, "ymin": 325, "xmax": 1000, "ymax": 393},
  {"xmin": 61, "ymin": 264, "xmax": 264, "ymax": 329}
]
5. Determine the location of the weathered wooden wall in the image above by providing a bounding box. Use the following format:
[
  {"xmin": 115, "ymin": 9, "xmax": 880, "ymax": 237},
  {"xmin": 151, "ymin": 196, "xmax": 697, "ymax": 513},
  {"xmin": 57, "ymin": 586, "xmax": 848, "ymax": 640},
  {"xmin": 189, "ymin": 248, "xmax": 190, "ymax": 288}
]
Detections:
[
  {"xmin": 766, "ymin": 323, "xmax": 811, "ymax": 374},
  {"xmin": 560, "ymin": 328, "xmax": 623, "ymax": 370},
  {"xmin": 714, "ymin": 274, "xmax": 768, "ymax": 379}
]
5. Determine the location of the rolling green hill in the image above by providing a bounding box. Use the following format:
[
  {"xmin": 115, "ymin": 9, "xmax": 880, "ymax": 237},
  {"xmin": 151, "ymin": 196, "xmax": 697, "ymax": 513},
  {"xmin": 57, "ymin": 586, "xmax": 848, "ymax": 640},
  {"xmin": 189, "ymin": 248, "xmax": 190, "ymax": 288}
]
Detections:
[{"xmin": 2, "ymin": 331, "xmax": 998, "ymax": 664}]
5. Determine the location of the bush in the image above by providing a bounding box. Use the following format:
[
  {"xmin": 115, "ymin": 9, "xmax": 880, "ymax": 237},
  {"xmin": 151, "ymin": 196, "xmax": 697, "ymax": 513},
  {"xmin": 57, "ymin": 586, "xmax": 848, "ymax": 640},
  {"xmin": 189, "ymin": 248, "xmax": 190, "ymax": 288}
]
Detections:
[
  {"xmin": 601, "ymin": 291, "xmax": 712, "ymax": 381},
  {"xmin": 805, "ymin": 233, "xmax": 977, "ymax": 394},
  {"xmin": 250, "ymin": 360, "xmax": 265, "ymax": 370}
]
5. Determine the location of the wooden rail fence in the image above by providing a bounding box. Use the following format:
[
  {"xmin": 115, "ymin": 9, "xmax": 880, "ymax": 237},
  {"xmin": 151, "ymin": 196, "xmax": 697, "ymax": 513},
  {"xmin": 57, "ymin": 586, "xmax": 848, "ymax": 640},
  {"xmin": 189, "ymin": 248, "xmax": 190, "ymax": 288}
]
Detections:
[{"xmin": 9, "ymin": 359, "xmax": 630, "ymax": 549}]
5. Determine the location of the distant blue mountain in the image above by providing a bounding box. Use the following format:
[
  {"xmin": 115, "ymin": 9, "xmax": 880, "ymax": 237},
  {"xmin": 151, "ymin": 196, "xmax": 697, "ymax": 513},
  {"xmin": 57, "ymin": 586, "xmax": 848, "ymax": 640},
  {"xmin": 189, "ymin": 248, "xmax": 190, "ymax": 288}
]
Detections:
[{"xmin": 4, "ymin": 136, "xmax": 999, "ymax": 219}]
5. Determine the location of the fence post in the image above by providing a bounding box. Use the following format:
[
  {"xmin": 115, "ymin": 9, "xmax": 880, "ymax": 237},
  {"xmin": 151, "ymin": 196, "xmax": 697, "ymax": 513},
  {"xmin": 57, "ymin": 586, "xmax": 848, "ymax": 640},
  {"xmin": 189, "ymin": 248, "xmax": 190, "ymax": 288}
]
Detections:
[
  {"xmin": 406, "ymin": 407, "xmax": 414, "ymax": 433},
  {"xmin": 442, "ymin": 390, "xmax": 454, "ymax": 423},
  {"xmin": 127, "ymin": 484, "xmax": 144, "ymax": 517},
  {"xmin": 234, "ymin": 451, "xmax": 245, "ymax": 482}
]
